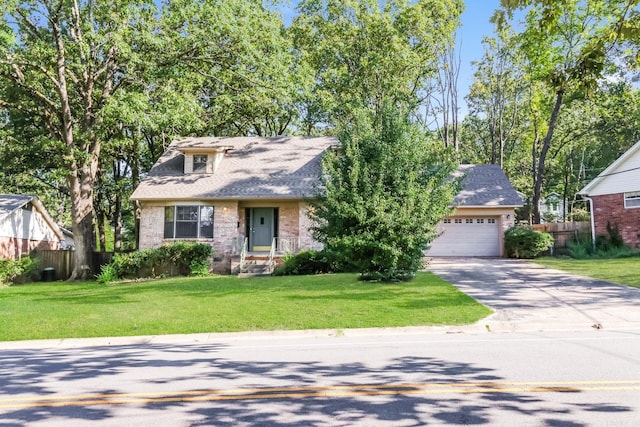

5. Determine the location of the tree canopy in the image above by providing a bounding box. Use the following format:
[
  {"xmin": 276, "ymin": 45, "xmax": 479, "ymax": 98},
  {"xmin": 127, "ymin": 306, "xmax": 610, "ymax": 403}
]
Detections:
[{"xmin": 310, "ymin": 106, "xmax": 458, "ymax": 281}]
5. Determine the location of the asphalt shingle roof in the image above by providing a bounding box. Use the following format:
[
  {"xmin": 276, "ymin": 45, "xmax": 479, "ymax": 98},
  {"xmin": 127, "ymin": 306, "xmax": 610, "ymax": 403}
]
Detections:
[
  {"xmin": 131, "ymin": 137, "xmax": 521, "ymax": 207},
  {"xmin": 453, "ymin": 164, "xmax": 523, "ymax": 207},
  {"xmin": 131, "ymin": 136, "xmax": 338, "ymax": 201},
  {"xmin": 0, "ymin": 194, "xmax": 34, "ymax": 220}
]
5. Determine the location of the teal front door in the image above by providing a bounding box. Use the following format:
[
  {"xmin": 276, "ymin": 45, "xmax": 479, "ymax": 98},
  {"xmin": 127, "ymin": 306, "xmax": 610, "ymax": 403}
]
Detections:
[{"xmin": 250, "ymin": 208, "xmax": 274, "ymax": 251}]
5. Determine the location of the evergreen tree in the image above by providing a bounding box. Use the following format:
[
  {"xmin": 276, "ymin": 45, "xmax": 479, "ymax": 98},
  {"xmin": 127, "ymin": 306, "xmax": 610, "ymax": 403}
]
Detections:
[{"xmin": 311, "ymin": 106, "xmax": 459, "ymax": 281}]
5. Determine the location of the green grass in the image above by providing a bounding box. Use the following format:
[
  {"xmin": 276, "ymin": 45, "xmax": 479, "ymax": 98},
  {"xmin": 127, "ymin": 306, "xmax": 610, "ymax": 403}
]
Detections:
[
  {"xmin": 533, "ymin": 257, "xmax": 640, "ymax": 289},
  {"xmin": 0, "ymin": 272, "xmax": 491, "ymax": 342}
]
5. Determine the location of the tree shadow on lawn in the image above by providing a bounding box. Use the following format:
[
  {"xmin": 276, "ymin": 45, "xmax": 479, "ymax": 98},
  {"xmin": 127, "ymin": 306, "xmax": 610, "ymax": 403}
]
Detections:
[{"xmin": 0, "ymin": 342, "xmax": 633, "ymax": 426}]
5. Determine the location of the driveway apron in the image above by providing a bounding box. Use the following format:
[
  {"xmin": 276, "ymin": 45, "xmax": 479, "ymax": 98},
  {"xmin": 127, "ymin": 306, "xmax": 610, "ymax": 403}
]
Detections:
[{"xmin": 427, "ymin": 258, "xmax": 640, "ymax": 332}]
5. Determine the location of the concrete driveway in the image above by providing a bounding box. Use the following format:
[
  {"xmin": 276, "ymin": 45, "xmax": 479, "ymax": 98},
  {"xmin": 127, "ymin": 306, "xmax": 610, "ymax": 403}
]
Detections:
[{"xmin": 427, "ymin": 258, "xmax": 640, "ymax": 333}]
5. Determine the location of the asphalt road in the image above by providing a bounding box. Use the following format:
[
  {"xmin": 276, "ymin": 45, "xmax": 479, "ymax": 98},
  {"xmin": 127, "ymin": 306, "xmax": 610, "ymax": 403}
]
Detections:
[{"xmin": 2, "ymin": 328, "xmax": 639, "ymax": 426}]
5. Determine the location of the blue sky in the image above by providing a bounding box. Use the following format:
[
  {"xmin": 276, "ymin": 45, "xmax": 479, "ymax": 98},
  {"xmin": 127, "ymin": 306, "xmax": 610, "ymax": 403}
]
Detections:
[{"xmin": 276, "ymin": 0, "xmax": 503, "ymax": 114}]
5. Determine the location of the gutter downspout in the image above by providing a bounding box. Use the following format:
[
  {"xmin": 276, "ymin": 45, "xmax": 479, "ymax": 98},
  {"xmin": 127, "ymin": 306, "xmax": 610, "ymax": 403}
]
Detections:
[{"xmin": 584, "ymin": 196, "xmax": 596, "ymax": 251}]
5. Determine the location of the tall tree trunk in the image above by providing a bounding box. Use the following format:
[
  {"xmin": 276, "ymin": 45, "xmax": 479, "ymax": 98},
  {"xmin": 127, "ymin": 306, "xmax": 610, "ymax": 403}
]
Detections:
[
  {"xmin": 67, "ymin": 161, "xmax": 98, "ymax": 280},
  {"xmin": 113, "ymin": 161, "xmax": 123, "ymax": 253},
  {"xmin": 532, "ymin": 89, "xmax": 564, "ymax": 224}
]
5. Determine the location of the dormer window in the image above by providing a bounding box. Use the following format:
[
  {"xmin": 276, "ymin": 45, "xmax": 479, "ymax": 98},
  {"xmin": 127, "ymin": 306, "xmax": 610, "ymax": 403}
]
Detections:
[{"xmin": 193, "ymin": 154, "xmax": 208, "ymax": 173}]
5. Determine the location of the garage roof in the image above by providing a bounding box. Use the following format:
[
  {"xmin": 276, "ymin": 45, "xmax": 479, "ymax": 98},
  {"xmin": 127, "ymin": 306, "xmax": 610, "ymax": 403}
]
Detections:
[{"xmin": 454, "ymin": 164, "xmax": 523, "ymax": 207}]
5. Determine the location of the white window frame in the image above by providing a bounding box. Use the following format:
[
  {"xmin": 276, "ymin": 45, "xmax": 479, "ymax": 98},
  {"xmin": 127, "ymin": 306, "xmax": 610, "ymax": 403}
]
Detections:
[
  {"xmin": 624, "ymin": 191, "xmax": 640, "ymax": 209},
  {"xmin": 164, "ymin": 205, "xmax": 214, "ymax": 239},
  {"xmin": 193, "ymin": 154, "xmax": 208, "ymax": 173}
]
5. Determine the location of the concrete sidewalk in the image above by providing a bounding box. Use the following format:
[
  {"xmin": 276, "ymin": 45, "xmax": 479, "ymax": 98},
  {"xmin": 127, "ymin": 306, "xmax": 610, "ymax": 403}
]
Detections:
[{"xmin": 427, "ymin": 257, "xmax": 640, "ymax": 333}]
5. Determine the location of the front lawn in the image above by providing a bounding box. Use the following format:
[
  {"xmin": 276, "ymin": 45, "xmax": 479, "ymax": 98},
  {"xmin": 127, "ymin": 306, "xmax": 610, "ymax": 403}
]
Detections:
[
  {"xmin": 533, "ymin": 257, "xmax": 640, "ymax": 289},
  {"xmin": 0, "ymin": 272, "xmax": 491, "ymax": 342}
]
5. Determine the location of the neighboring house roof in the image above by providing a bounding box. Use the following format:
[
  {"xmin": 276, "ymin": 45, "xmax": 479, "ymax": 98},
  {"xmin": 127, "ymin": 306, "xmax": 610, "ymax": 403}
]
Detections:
[
  {"xmin": 579, "ymin": 140, "xmax": 640, "ymax": 196},
  {"xmin": 131, "ymin": 136, "xmax": 338, "ymax": 201},
  {"xmin": 0, "ymin": 194, "xmax": 35, "ymax": 221},
  {"xmin": 0, "ymin": 194, "xmax": 64, "ymax": 240},
  {"xmin": 453, "ymin": 164, "xmax": 523, "ymax": 207}
]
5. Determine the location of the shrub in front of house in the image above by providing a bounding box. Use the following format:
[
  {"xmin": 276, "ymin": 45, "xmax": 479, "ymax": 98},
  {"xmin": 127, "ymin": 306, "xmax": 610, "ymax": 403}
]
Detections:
[
  {"xmin": 0, "ymin": 257, "xmax": 39, "ymax": 285},
  {"xmin": 504, "ymin": 226, "xmax": 554, "ymax": 259},
  {"xmin": 273, "ymin": 250, "xmax": 333, "ymax": 276},
  {"xmin": 110, "ymin": 242, "xmax": 213, "ymax": 280}
]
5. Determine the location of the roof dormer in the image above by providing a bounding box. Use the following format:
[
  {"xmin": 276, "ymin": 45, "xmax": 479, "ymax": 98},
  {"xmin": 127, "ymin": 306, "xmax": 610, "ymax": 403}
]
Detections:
[{"xmin": 179, "ymin": 146, "xmax": 232, "ymax": 174}]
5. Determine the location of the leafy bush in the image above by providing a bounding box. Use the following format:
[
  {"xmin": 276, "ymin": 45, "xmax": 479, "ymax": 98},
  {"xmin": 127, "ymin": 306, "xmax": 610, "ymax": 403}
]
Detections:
[
  {"xmin": 0, "ymin": 257, "xmax": 39, "ymax": 285},
  {"xmin": 189, "ymin": 259, "xmax": 210, "ymax": 276},
  {"xmin": 504, "ymin": 226, "xmax": 554, "ymax": 259},
  {"xmin": 567, "ymin": 232, "xmax": 593, "ymax": 259},
  {"xmin": 96, "ymin": 264, "xmax": 118, "ymax": 285},
  {"xmin": 273, "ymin": 250, "xmax": 332, "ymax": 276},
  {"xmin": 568, "ymin": 208, "xmax": 590, "ymax": 222},
  {"xmin": 164, "ymin": 242, "xmax": 212, "ymax": 276},
  {"xmin": 568, "ymin": 228, "xmax": 638, "ymax": 259},
  {"xmin": 111, "ymin": 242, "xmax": 212, "ymax": 279},
  {"xmin": 310, "ymin": 106, "xmax": 458, "ymax": 282}
]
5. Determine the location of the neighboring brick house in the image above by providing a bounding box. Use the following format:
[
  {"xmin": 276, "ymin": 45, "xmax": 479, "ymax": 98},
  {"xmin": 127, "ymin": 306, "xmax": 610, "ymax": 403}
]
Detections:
[
  {"xmin": 131, "ymin": 136, "xmax": 522, "ymax": 273},
  {"xmin": 0, "ymin": 194, "xmax": 64, "ymax": 259},
  {"xmin": 579, "ymin": 140, "xmax": 640, "ymax": 248}
]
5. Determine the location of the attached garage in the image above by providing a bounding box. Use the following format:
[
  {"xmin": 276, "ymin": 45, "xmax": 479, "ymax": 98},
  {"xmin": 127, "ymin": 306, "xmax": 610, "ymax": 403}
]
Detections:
[
  {"xmin": 424, "ymin": 164, "xmax": 523, "ymax": 258},
  {"xmin": 427, "ymin": 217, "xmax": 501, "ymax": 257}
]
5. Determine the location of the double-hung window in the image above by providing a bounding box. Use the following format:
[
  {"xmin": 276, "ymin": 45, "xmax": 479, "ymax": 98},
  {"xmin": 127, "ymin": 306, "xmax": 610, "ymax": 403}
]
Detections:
[
  {"xmin": 164, "ymin": 206, "xmax": 214, "ymax": 239},
  {"xmin": 624, "ymin": 191, "xmax": 640, "ymax": 208},
  {"xmin": 193, "ymin": 155, "xmax": 208, "ymax": 173}
]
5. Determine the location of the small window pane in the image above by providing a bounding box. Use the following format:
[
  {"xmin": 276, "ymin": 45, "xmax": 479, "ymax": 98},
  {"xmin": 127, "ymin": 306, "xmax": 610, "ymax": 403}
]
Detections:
[
  {"xmin": 625, "ymin": 191, "xmax": 640, "ymax": 208},
  {"xmin": 164, "ymin": 206, "xmax": 175, "ymax": 238},
  {"xmin": 200, "ymin": 206, "xmax": 214, "ymax": 238},
  {"xmin": 193, "ymin": 155, "xmax": 207, "ymax": 172},
  {"xmin": 466, "ymin": 218, "xmax": 473, "ymax": 224},
  {"xmin": 175, "ymin": 206, "xmax": 198, "ymax": 238}
]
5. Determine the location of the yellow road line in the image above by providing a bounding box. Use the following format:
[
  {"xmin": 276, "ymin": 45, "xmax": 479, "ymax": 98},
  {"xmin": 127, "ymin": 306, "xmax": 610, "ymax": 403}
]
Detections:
[{"xmin": 2, "ymin": 380, "xmax": 640, "ymax": 410}]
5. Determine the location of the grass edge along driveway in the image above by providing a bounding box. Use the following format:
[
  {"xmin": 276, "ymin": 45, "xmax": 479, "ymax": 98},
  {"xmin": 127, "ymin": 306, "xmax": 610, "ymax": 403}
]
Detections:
[
  {"xmin": 0, "ymin": 272, "xmax": 490, "ymax": 342},
  {"xmin": 533, "ymin": 257, "xmax": 640, "ymax": 289}
]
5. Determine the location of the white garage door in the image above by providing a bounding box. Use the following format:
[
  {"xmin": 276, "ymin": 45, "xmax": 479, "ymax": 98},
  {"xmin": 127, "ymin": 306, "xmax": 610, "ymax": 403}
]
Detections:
[{"xmin": 426, "ymin": 217, "xmax": 500, "ymax": 257}]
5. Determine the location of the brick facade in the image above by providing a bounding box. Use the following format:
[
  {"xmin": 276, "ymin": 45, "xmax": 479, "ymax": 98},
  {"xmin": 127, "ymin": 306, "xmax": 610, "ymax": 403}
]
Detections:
[
  {"xmin": 138, "ymin": 201, "xmax": 318, "ymax": 273},
  {"xmin": 0, "ymin": 237, "xmax": 59, "ymax": 259},
  {"xmin": 592, "ymin": 193, "xmax": 640, "ymax": 248}
]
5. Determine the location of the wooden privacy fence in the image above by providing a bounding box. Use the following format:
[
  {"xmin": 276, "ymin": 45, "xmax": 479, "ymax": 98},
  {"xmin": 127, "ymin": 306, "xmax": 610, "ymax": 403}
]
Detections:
[
  {"xmin": 531, "ymin": 222, "xmax": 590, "ymax": 254},
  {"xmin": 33, "ymin": 250, "xmax": 114, "ymax": 280}
]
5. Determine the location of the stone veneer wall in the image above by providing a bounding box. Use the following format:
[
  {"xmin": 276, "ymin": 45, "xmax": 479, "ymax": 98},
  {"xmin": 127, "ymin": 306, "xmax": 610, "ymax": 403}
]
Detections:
[{"xmin": 592, "ymin": 193, "xmax": 640, "ymax": 248}]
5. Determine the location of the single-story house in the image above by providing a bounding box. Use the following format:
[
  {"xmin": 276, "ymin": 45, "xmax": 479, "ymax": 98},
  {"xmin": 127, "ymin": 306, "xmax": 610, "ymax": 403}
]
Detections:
[
  {"xmin": 425, "ymin": 164, "xmax": 521, "ymax": 257},
  {"xmin": 0, "ymin": 194, "xmax": 64, "ymax": 259},
  {"xmin": 131, "ymin": 136, "xmax": 522, "ymax": 272},
  {"xmin": 578, "ymin": 140, "xmax": 640, "ymax": 248}
]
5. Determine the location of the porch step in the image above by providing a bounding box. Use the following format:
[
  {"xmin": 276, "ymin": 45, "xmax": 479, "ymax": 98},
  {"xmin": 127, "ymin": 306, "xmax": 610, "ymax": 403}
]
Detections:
[{"xmin": 239, "ymin": 264, "xmax": 272, "ymax": 277}]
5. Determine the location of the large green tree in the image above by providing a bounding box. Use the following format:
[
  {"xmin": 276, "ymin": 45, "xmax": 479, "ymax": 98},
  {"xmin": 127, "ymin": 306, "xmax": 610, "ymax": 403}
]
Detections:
[
  {"xmin": 159, "ymin": 0, "xmax": 309, "ymax": 137},
  {"xmin": 496, "ymin": 0, "xmax": 640, "ymax": 223},
  {"xmin": 310, "ymin": 106, "xmax": 458, "ymax": 281},
  {"xmin": 291, "ymin": 0, "xmax": 463, "ymax": 133},
  {"xmin": 0, "ymin": 0, "xmax": 157, "ymax": 278}
]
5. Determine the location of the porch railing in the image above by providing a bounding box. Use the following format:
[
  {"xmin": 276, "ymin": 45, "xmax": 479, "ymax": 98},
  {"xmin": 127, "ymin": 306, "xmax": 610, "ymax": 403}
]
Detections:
[
  {"xmin": 239, "ymin": 237, "xmax": 248, "ymax": 272},
  {"xmin": 268, "ymin": 238, "xmax": 277, "ymax": 273},
  {"xmin": 276, "ymin": 237, "xmax": 299, "ymax": 254}
]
